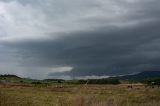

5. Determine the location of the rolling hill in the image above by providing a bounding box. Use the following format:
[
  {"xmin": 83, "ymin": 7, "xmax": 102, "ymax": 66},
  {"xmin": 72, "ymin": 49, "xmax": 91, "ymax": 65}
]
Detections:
[{"xmin": 116, "ymin": 71, "xmax": 160, "ymax": 80}]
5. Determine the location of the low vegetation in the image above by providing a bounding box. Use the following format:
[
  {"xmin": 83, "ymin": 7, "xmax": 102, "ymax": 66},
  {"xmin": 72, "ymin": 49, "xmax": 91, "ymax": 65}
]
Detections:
[
  {"xmin": 0, "ymin": 74, "xmax": 160, "ymax": 106},
  {"xmin": 144, "ymin": 78, "xmax": 160, "ymax": 85},
  {"xmin": 1, "ymin": 84, "xmax": 160, "ymax": 106},
  {"xmin": 77, "ymin": 78, "xmax": 120, "ymax": 84}
]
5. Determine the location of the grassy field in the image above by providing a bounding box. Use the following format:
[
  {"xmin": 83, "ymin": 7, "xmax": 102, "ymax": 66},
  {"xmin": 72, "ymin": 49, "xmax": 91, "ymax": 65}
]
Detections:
[{"xmin": 0, "ymin": 84, "xmax": 160, "ymax": 106}]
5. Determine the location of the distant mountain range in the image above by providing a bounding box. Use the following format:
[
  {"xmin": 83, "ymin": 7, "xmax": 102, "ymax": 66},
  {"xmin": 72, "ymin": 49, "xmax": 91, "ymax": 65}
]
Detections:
[
  {"xmin": 116, "ymin": 71, "xmax": 160, "ymax": 80},
  {"xmin": 1, "ymin": 71, "xmax": 160, "ymax": 81}
]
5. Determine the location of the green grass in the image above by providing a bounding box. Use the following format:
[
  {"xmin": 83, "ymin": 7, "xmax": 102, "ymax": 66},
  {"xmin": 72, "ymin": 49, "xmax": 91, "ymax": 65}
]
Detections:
[{"xmin": 0, "ymin": 84, "xmax": 160, "ymax": 106}]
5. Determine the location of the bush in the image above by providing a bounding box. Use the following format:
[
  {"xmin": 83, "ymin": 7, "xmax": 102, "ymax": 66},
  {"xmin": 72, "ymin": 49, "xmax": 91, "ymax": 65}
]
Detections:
[
  {"xmin": 31, "ymin": 81, "xmax": 42, "ymax": 84},
  {"xmin": 144, "ymin": 78, "xmax": 160, "ymax": 85},
  {"xmin": 77, "ymin": 78, "xmax": 120, "ymax": 84}
]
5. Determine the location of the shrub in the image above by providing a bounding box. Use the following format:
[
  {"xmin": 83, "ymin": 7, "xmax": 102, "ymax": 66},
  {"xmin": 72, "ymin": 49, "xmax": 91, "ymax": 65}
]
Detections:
[
  {"xmin": 31, "ymin": 81, "xmax": 42, "ymax": 84},
  {"xmin": 77, "ymin": 78, "xmax": 120, "ymax": 84}
]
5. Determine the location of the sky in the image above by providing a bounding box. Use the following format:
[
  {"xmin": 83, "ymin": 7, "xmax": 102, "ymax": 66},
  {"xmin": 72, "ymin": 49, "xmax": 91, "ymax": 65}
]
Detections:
[{"xmin": 0, "ymin": 0, "xmax": 160, "ymax": 79}]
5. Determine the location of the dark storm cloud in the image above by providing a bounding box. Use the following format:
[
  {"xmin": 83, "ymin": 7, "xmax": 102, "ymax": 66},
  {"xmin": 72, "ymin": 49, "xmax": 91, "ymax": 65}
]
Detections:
[
  {"xmin": 0, "ymin": 0, "xmax": 160, "ymax": 78},
  {"xmin": 3, "ymin": 19, "xmax": 160, "ymax": 77}
]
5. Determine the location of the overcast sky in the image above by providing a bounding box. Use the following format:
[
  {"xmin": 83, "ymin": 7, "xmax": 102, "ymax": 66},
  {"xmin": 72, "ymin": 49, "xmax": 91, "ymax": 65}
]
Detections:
[{"xmin": 0, "ymin": 0, "xmax": 160, "ymax": 79}]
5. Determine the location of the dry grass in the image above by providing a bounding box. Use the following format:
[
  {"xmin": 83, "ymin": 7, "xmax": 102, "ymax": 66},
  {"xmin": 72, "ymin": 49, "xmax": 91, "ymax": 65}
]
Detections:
[
  {"xmin": 0, "ymin": 84, "xmax": 160, "ymax": 106},
  {"xmin": 0, "ymin": 90, "xmax": 33, "ymax": 106}
]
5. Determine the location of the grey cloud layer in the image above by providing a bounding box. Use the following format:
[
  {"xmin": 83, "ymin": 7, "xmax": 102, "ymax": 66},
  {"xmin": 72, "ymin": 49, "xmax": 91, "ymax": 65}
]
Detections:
[
  {"xmin": 4, "ymin": 20, "xmax": 160, "ymax": 77},
  {"xmin": 0, "ymin": 0, "xmax": 160, "ymax": 78}
]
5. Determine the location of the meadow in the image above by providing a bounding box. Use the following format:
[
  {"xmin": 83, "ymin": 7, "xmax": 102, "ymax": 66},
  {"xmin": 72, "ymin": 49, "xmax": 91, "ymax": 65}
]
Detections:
[{"xmin": 0, "ymin": 83, "xmax": 160, "ymax": 106}]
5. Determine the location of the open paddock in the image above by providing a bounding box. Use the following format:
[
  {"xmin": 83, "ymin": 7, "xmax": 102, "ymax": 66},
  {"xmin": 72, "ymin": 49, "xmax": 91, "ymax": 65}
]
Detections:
[{"xmin": 0, "ymin": 83, "xmax": 160, "ymax": 106}]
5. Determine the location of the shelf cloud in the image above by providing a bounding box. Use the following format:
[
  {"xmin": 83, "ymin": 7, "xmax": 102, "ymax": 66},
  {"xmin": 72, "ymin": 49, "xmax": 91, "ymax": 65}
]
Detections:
[{"xmin": 0, "ymin": 0, "xmax": 160, "ymax": 79}]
